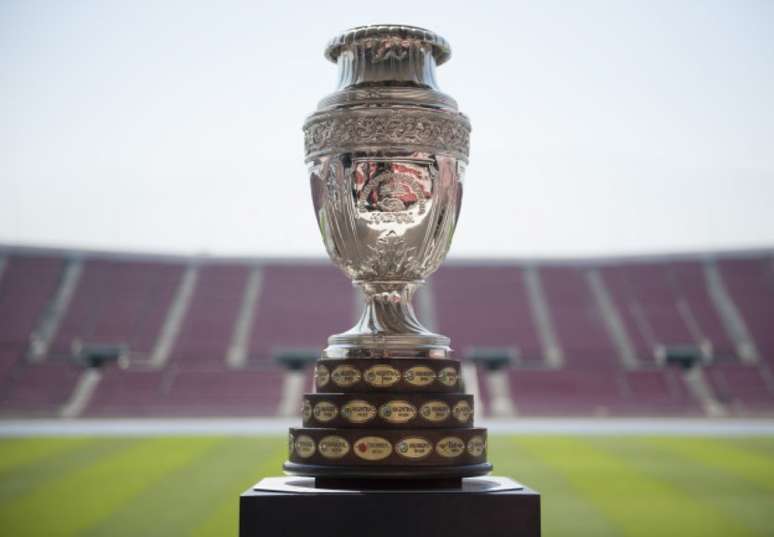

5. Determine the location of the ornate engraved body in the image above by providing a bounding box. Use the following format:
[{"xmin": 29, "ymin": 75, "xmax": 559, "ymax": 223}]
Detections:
[{"xmin": 306, "ymin": 25, "xmax": 470, "ymax": 359}]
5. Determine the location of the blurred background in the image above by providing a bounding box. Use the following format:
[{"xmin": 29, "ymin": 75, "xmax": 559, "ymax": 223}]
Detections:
[{"xmin": 1, "ymin": 1, "xmax": 773, "ymax": 536}]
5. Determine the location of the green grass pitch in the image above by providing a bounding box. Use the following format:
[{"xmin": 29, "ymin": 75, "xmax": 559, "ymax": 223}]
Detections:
[{"xmin": 1, "ymin": 435, "xmax": 773, "ymax": 536}]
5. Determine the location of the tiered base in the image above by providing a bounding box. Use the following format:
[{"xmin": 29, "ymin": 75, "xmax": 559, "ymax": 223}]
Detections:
[{"xmin": 285, "ymin": 356, "xmax": 490, "ymax": 480}]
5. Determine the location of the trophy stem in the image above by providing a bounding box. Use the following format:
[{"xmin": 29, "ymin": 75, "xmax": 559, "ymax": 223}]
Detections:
[
  {"xmin": 355, "ymin": 280, "xmax": 426, "ymax": 336},
  {"xmin": 322, "ymin": 280, "xmax": 451, "ymax": 359}
]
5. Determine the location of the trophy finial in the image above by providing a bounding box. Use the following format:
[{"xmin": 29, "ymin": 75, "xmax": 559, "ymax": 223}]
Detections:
[
  {"xmin": 324, "ymin": 24, "xmax": 451, "ymax": 65},
  {"xmin": 323, "ymin": 24, "xmax": 452, "ymax": 91}
]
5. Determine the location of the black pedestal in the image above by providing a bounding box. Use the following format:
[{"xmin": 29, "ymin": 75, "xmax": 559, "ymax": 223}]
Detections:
[{"xmin": 239, "ymin": 476, "xmax": 540, "ymax": 537}]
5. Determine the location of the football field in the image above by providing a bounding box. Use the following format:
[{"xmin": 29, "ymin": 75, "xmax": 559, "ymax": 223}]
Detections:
[{"xmin": 1, "ymin": 435, "xmax": 772, "ymax": 537}]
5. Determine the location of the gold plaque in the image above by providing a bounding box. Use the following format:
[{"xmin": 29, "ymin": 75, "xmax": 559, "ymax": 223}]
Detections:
[
  {"xmin": 364, "ymin": 364, "xmax": 401, "ymax": 388},
  {"xmin": 302, "ymin": 400, "xmax": 312, "ymax": 421},
  {"xmin": 438, "ymin": 367, "xmax": 459, "ymax": 387},
  {"xmin": 395, "ymin": 437, "xmax": 433, "ymax": 459},
  {"xmin": 331, "ymin": 365, "xmax": 361, "ymax": 387},
  {"xmin": 353, "ymin": 436, "xmax": 392, "ymax": 461},
  {"xmin": 378, "ymin": 400, "xmax": 417, "ymax": 424},
  {"xmin": 435, "ymin": 436, "xmax": 465, "ymax": 458},
  {"xmin": 467, "ymin": 435, "xmax": 486, "ymax": 457},
  {"xmin": 312, "ymin": 401, "xmax": 338, "ymax": 422},
  {"xmin": 404, "ymin": 365, "xmax": 436, "ymax": 386},
  {"xmin": 319, "ymin": 435, "xmax": 349, "ymax": 459},
  {"xmin": 419, "ymin": 400, "xmax": 451, "ymax": 422},
  {"xmin": 315, "ymin": 364, "xmax": 330, "ymax": 387},
  {"xmin": 294, "ymin": 435, "xmax": 316, "ymax": 458},
  {"xmin": 452, "ymin": 400, "xmax": 473, "ymax": 423},
  {"xmin": 341, "ymin": 400, "xmax": 377, "ymax": 424}
]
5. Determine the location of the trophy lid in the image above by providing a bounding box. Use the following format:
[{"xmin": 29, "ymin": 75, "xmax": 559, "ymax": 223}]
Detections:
[{"xmin": 324, "ymin": 24, "xmax": 452, "ymax": 66}]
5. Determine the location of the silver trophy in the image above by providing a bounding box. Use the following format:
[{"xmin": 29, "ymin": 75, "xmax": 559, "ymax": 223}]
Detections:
[
  {"xmin": 252, "ymin": 27, "xmax": 523, "ymax": 526},
  {"xmin": 305, "ymin": 25, "xmax": 470, "ymax": 360}
]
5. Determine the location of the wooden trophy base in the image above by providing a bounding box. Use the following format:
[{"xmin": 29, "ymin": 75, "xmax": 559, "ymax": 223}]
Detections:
[{"xmin": 239, "ymin": 476, "xmax": 540, "ymax": 537}]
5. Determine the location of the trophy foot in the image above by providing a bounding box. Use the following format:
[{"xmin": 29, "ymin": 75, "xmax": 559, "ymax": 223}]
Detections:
[{"xmin": 323, "ymin": 332, "xmax": 450, "ymax": 359}]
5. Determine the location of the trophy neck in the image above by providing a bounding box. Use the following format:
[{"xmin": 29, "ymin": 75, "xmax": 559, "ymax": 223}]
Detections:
[
  {"xmin": 325, "ymin": 25, "xmax": 450, "ymax": 91},
  {"xmin": 333, "ymin": 43, "xmax": 440, "ymax": 90},
  {"xmin": 308, "ymin": 24, "xmax": 465, "ymax": 145}
]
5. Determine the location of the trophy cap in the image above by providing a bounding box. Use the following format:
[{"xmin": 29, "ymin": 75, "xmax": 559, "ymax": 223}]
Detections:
[{"xmin": 324, "ymin": 24, "xmax": 452, "ymax": 66}]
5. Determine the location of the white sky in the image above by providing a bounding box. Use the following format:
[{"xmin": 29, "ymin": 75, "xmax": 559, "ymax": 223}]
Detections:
[{"xmin": 1, "ymin": 1, "xmax": 773, "ymax": 259}]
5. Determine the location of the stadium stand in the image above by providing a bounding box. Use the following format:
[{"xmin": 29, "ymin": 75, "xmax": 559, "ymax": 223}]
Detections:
[
  {"xmin": 705, "ymin": 362, "xmax": 774, "ymax": 415},
  {"xmin": 505, "ymin": 367, "xmax": 700, "ymax": 417},
  {"xmin": 433, "ymin": 266, "xmax": 543, "ymax": 365},
  {"xmin": 539, "ymin": 265, "xmax": 618, "ymax": 369},
  {"xmin": 246, "ymin": 264, "xmax": 355, "ymax": 366},
  {"xmin": 0, "ymin": 245, "xmax": 772, "ymax": 418},
  {"xmin": 600, "ymin": 264, "xmax": 684, "ymax": 363},
  {"xmin": 50, "ymin": 258, "xmax": 183, "ymax": 357},
  {"xmin": 169, "ymin": 263, "xmax": 249, "ymax": 369},
  {"xmin": 0, "ymin": 255, "xmax": 64, "ymax": 382},
  {"xmin": 717, "ymin": 257, "xmax": 774, "ymax": 365},
  {"xmin": 668, "ymin": 260, "xmax": 737, "ymax": 357}
]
